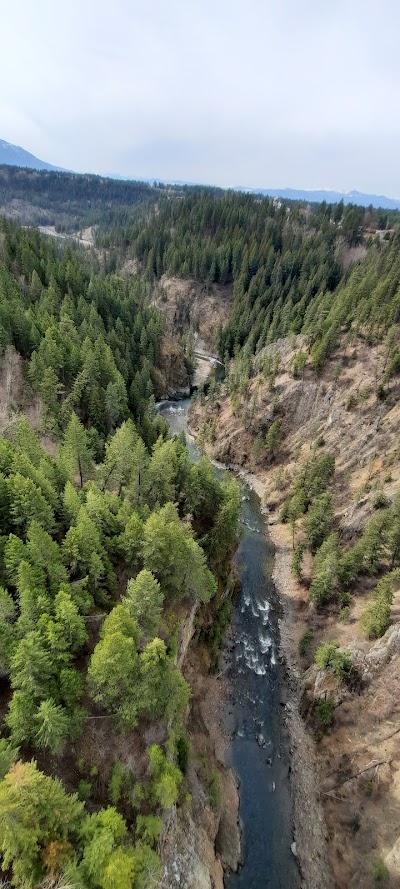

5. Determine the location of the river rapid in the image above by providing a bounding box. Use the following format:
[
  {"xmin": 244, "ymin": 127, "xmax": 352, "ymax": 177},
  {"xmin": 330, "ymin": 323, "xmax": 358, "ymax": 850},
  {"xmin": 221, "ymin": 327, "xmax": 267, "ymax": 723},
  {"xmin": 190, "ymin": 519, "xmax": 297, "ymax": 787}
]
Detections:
[{"xmin": 158, "ymin": 397, "xmax": 300, "ymax": 889}]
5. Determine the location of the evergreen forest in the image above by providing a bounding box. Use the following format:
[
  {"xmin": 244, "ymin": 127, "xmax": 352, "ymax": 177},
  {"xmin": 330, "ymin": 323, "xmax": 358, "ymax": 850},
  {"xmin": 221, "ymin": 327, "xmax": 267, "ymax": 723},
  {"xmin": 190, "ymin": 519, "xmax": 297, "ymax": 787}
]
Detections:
[
  {"xmin": 0, "ymin": 168, "xmax": 399, "ymax": 888},
  {"xmin": 0, "ymin": 212, "xmax": 240, "ymax": 888}
]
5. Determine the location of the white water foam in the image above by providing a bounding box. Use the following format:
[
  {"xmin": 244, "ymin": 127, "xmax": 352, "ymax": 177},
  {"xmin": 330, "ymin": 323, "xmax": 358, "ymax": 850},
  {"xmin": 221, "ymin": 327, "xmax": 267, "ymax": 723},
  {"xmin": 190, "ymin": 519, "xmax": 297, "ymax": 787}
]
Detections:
[{"xmin": 259, "ymin": 632, "xmax": 272, "ymax": 655}]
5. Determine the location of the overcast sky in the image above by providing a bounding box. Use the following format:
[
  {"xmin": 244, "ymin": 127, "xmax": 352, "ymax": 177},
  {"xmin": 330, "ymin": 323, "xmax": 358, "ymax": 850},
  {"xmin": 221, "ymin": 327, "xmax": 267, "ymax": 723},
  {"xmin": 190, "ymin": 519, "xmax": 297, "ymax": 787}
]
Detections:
[{"xmin": 1, "ymin": 0, "xmax": 400, "ymax": 195}]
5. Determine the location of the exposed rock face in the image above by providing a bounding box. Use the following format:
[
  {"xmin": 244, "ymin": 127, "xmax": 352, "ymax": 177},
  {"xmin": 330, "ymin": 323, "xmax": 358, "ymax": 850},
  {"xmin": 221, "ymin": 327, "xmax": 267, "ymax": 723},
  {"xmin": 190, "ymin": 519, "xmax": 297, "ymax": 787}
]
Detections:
[
  {"xmin": 215, "ymin": 773, "xmax": 241, "ymax": 873},
  {"xmin": 158, "ymin": 807, "xmax": 224, "ymax": 889},
  {"xmin": 189, "ymin": 333, "xmax": 400, "ymax": 887},
  {"xmin": 272, "ymin": 537, "xmax": 334, "ymax": 889},
  {"xmin": 176, "ymin": 601, "xmax": 198, "ymax": 669},
  {"xmin": 353, "ymin": 625, "xmax": 400, "ymax": 677},
  {"xmin": 190, "ymin": 333, "xmax": 400, "ymax": 536},
  {"xmin": 152, "ymin": 276, "xmax": 232, "ymax": 354},
  {"xmin": 301, "ymin": 626, "xmax": 400, "ymax": 716},
  {"xmin": 159, "ymin": 603, "xmax": 240, "ymax": 889},
  {"xmin": 154, "ymin": 336, "xmax": 191, "ymax": 399}
]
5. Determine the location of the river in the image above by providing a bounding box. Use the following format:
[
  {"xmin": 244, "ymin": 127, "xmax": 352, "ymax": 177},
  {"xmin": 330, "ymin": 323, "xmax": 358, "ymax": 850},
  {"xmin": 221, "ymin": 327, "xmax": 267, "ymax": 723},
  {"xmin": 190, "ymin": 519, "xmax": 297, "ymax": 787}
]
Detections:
[{"xmin": 158, "ymin": 397, "xmax": 300, "ymax": 889}]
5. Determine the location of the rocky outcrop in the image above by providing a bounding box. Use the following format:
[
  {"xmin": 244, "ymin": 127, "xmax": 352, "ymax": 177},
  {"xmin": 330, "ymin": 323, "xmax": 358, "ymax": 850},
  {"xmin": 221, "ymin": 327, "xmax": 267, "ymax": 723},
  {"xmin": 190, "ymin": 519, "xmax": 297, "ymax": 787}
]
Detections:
[
  {"xmin": 152, "ymin": 276, "xmax": 232, "ymax": 354},
  {"xmin": 176, "ymin": 601, "xmax": 198, "ymax": 670},
  {"xmin": 154, "ymin": 336, "xmax": 191, "ymax": 400},
  {"xmin": 352, "ymin": 625, "xmax": 400, "ymax": 678},
  {"xmin": 158, "ymin": 807, "xmax": 224, "ymax": 889},
  {"xmin": 159, "ymin": 601, "xmax": 240, "ymax": 888}
]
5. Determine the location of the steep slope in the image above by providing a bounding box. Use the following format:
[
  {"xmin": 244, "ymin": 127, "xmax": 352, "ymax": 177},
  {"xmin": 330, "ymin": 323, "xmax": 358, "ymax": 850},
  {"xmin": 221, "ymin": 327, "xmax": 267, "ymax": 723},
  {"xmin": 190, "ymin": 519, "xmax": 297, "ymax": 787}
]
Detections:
[
  {"xmin": 190, "ymin": 328, "xmax": 400, "ymax": 886},
  {"xmin": 0, "ymin": 165, "xmax": 155, "ymax": 232},
  {"xmin": 151, "ymin": 276, "xmax": 232, "ymax": 354}
]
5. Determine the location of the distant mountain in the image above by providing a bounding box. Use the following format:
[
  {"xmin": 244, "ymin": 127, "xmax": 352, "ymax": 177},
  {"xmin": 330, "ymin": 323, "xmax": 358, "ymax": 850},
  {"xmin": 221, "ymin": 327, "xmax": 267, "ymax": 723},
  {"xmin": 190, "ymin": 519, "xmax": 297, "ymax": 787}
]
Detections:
[
  {"xmin": 0, "ymin": 139, "xmax": 65, "ymax": 172},
  {"xmin": 2, "ymin": 138, "xmax": 400, "ymax": 211},
  {"xmin": 235, "ymin": 186, "xmax": 400, "ymax": 211}
]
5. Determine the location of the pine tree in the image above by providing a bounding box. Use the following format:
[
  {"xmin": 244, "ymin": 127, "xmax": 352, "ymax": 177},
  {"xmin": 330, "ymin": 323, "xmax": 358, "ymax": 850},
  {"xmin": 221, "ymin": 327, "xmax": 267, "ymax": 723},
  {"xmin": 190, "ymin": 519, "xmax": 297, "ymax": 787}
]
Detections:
[{"xmin": 60, "ymin": 412, "xmax": 93, "ymax": 489}]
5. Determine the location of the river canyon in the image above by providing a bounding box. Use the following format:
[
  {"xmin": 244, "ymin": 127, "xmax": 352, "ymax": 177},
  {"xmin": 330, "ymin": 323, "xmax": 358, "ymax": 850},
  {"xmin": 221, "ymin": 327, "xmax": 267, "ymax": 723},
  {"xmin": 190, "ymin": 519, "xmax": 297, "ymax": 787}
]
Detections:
[{"xmin": 158, "ymin": 395, "xmax": 300, "ymax": 888}]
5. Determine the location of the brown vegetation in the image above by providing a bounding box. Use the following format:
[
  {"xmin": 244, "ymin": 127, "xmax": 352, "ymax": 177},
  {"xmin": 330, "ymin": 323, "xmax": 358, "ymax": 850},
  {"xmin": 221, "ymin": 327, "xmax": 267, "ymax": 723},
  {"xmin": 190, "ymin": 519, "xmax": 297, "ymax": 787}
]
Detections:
[{"xmin": 191, "ymin": 333, "xmax": 400, "ymax": 887}]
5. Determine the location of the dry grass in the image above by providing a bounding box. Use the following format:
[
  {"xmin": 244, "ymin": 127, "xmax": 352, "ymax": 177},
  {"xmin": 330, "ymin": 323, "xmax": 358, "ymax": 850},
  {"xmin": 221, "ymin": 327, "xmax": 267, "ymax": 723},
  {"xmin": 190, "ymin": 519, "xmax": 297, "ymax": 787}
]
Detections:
[{"xmin": 192, "ymin": 333, "xmax": 400, "ymax": 887}]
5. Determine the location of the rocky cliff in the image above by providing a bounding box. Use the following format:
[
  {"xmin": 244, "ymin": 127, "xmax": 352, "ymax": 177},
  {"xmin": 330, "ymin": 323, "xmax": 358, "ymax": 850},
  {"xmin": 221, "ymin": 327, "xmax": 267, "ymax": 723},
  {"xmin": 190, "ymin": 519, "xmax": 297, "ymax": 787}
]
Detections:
[{"xmin": 190, "ymin": 333, "xmax": 400, "ymax": 887}]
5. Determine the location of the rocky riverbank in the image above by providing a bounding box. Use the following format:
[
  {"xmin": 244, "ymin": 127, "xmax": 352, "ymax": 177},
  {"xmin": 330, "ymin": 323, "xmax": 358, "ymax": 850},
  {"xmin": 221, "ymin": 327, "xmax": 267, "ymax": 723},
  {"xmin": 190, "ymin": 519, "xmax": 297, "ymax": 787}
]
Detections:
[
  {"xmin": 224, "ymin": 467, "xmax": 333, "ymax": 888},
  {"xmin": 157, "ymin": 618, "xmax": 241, "ymax": 889},
  {"xmin": 187, "ymin": 434, "xmax": 332, "ymax": 887},
  {"xmin": 270, "ymin": 524, "xmax": 333, "ymax": 889},
  {"xmin": 188, "ymin": 331, "xmax": 400, "ymax": 887}
]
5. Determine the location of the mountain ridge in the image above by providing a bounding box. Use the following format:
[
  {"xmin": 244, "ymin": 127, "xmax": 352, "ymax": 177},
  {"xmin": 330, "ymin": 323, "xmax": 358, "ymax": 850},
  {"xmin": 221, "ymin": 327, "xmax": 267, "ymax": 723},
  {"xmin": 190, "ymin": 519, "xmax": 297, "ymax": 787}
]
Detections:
[
  {"xmin": 0, "ymin": 138, "xmax": 65, "ymax": 172},
  {"xmin": 233, "ymin": 185, "xmax": 400, "ymax": 210},
  {"xmin": 2, "ymin": 137, "xmax": 400, "ymax": 209}
]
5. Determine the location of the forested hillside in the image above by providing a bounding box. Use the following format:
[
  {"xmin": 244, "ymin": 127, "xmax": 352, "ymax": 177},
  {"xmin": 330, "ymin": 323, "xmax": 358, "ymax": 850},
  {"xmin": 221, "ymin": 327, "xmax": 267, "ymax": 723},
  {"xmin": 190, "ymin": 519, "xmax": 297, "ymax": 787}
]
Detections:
[
  {"xmin": 0, "ymin": 215, "xmax": 241, "ymax": 888},
  {"xmin": 1, "ymin": 170, "xmax": 400, "ymax": 887},
  {"xmin": 187, "ymin": 192, "xmax": 400, "ymax": 650},
  {"xmin": 186, "ymin": 193, "xmax": 400, "ymax": 886},
  {"xmin": 0, "ymin": 219, "xmax": 180, "ymax": 445},
  {"xmin": 122, "ymin": 189, "xmax": 398, "ymax": 356},
  {"xmin": 0, "ymin": 166, "xmax": 155, "ymax": 232}
]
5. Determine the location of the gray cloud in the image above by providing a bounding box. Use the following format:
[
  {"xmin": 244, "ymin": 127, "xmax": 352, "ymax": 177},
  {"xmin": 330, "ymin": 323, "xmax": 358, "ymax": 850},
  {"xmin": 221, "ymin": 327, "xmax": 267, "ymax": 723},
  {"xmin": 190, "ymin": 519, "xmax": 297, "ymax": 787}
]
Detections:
[{"xmin": 1, "ymin": 0, "xmax": 400, "ymax": 194}]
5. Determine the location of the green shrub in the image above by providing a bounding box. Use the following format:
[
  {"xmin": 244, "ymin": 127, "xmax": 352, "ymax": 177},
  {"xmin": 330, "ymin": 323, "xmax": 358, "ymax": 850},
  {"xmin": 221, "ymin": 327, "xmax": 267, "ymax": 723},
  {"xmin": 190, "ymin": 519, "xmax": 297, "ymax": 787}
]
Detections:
[
  {"xmin": 309, "ymin": 534, "xmax": 339, "ymax": 606},
  {"xmin": 199, "ymin": 753, "xmax": 222, "ymax": 812},
  {"xmin": 208, "ymin": 768, "xmax": 222, "ymax": 812},
  {"xmin": 108, "ymin": 761, "xmax": 124, "ymax": 806},
  {"xmin": 291, "ymin": 350, "xmax": 308, "ymax": 379},
  {"xmin": 148, "ymin": 744, "xmax": 183, "ymax": 810},
  {"xmin": 176, "ymin": 731, "xmax": 190, "ymax": 774},
  {"xmin": 339, "ymin": 606, "xmax": 350, "ymax": 621},
  {"xmin": 360, "ymin": 569, "xmax": 400, "ymax": 639},
  {"xmin": 373, "ymin": 491, "xmax": 391, "ymax": 510},
  {"xmin": 315, "ymin": 641, "xmax": 351, "ymax": 680},
  {"xmin": 305, "ymin": 491, "xmax": 334, "ymax": 553},
  {"xmin": 340, "ymin": 590, "xmax": 351, "ymax": 607},
  {"xmin": 135, "ymin": 814, "xmax": 163, "ymax": 848},
  {"xmin": 373, "ymin": 858, "xmax": 389, "ymax": 883},
  {"xmin": 337, "ymin": 543, "xmax": 364, "ymax": 587},
  {"xmin": 314, "ymin": 697, "xmax": 335, "ymax": 736},
  {"xmin": 279, "ymin": 499, "xmax": 291, "ymax": 523},
  {"xmin": 291, "ymin": 542, "xmax": 305, "ymax": 580},
  {"xmin": 77, "ymin": 779, "xmax": 92, "ymax": 801},
  {"xmin": 298, "ymin": 628, "xmax": 314, "ymax": 656},
  {"xmin": 266, "ymin": 419, "xmax": 282, "ymax": 457},
  {"xmin": 361, "ymin": 599, "xmax": 391, "ymax": 639},
  {"xmin": 280, "ymin": 454, "xmax": 335, "ymax": 526},
  {"xmin": 346, "ymin": 394, "xmax": 357, "ymax": 410},
  {"xmin": 365, "ymin": 779, "xmax": 374, "ymax": 797}
]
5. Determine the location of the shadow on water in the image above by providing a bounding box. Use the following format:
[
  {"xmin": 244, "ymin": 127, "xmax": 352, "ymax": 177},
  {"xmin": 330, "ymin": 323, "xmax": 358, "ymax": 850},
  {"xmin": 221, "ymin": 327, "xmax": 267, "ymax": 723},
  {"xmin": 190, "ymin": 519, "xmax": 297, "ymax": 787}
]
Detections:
[{"xmin": 158, "ymin": 397, "xmax": 300, "ymax": 889}]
